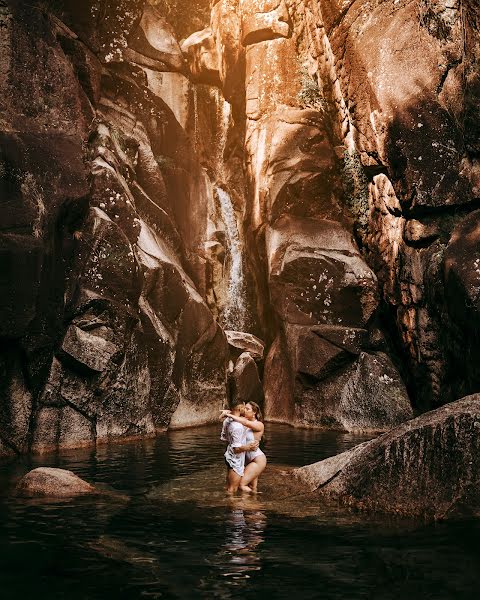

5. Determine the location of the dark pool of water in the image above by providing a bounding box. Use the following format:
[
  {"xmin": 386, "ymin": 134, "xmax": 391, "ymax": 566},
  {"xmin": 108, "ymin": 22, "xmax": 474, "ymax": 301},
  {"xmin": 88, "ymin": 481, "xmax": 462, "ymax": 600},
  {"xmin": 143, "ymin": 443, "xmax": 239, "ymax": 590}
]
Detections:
[{"xmin": 1, "ymin": 424, "xmax": 480, "ymax": 599}]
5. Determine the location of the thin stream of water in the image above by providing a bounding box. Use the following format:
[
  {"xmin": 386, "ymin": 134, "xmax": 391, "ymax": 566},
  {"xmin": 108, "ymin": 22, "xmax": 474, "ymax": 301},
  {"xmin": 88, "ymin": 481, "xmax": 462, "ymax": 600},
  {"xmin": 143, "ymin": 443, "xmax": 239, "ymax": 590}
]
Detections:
[{"xmin": 216, "ymin": 186, "xmax": 247, "ymax": 330}]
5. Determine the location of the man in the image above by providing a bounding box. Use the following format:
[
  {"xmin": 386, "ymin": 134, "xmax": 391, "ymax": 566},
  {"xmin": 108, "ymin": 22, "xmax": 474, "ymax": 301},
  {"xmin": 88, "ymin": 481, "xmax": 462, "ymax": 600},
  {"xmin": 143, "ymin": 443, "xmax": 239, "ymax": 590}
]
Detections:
[{"xmin": 221, "ymin": 400, "xmax": 259, "ymax": 494}]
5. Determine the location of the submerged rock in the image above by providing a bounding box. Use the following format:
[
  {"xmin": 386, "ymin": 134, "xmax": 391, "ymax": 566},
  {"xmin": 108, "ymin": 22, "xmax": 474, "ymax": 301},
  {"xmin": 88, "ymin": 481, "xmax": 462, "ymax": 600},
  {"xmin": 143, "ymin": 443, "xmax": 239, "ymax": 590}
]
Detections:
[
  {"xmin": 16, "ymin": 467, "xmax": 95, "ymax": 497},
  {"xmin": 294, "ymin": 394, "xmax": 480, "ymax": 519}
]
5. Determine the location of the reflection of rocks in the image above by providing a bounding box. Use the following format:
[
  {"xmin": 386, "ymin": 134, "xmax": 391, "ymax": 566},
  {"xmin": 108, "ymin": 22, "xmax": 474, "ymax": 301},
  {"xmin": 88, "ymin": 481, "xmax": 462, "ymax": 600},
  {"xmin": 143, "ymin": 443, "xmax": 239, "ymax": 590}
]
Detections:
[
  {"xmin": 16, "ymin": 467, "xmax": 95, "ymax": 497},
  {"xmin": 294, "ymin": 395, "xmax": 480, "ymax": 520}
]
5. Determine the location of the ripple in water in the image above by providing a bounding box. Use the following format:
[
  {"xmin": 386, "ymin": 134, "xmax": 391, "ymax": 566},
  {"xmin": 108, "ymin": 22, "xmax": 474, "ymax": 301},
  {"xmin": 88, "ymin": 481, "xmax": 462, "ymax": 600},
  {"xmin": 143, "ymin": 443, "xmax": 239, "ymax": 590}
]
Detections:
[{"xmin": 1, "ymin": 424, "xmax": 480, "ymax": 599}]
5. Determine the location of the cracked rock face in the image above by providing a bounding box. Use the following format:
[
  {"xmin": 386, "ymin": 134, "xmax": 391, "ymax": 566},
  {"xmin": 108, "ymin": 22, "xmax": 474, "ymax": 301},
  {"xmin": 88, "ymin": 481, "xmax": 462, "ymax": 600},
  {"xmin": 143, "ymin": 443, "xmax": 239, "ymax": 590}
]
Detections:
[
  {"xmin": 1, "ymin": 0, "xmax": 480, "ymax": 454},
  {"xmin": 0, "ymin": 0, "xmax": 227, "ymax": 456}
]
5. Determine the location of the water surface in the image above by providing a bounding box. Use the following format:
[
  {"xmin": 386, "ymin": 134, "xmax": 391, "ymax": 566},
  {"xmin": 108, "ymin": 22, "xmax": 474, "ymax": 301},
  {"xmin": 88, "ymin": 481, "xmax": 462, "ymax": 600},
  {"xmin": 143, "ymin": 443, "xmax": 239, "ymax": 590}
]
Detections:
[{"xmin": 1, "ymin": 424, "xmax": 479, "ymax": 599}]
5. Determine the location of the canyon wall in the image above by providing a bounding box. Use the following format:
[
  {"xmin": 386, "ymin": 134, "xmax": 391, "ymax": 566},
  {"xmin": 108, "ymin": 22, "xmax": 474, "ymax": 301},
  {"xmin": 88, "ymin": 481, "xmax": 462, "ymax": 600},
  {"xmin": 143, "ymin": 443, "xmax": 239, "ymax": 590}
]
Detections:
[{"xmin": 1, "ymin": 0, "xmax": 479, "ymax": 455}]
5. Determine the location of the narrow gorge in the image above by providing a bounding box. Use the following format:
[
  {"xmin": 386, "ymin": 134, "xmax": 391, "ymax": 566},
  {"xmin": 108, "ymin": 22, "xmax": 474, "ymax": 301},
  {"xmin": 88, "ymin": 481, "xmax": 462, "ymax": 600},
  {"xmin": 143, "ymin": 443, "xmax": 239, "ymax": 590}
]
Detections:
[{"xmin": 1, "ymin": 0, "xmax": 480, "ymax": 459}]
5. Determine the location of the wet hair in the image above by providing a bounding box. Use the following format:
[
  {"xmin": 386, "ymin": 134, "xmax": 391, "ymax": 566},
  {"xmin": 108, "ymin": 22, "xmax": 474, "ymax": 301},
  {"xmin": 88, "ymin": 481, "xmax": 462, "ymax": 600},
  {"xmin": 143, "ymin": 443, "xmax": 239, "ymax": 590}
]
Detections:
[
  {"xmin": 246, "ymin": 401, "xmax": 266, "ymax": 448},
  {"xmin": 246, "ymin": 401, "xmax": 263, "ymax": 422},
  {"xmin": 230, "ymin": 398, "xmax": 245, "ymax": 410}
]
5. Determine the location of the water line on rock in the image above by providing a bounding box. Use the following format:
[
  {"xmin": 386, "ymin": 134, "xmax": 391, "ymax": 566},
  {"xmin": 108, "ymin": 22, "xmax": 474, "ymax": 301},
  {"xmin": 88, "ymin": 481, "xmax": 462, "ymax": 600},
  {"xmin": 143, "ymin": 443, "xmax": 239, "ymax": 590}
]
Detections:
[{"xmin": 215, "ymin": 186, "xmax": 247, "ymax": 330}]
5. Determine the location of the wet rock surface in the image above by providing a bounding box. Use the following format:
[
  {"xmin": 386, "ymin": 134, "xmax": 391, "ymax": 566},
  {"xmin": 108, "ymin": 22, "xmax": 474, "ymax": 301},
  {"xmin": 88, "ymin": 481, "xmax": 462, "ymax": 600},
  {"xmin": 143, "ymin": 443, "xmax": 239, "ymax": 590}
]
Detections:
[
  {"xmin": 0, "ymin": 0, "xmax": 228, "ymax": 455},
  {"xmin": 294, "ymin": 395, "xmax": 480, "ymax": 519},
  {"xmin": 228, "ymin": 351, "xmax": 264, "ymax": 405},
  {"xmin": 16, "ymin": 467, "xmax": 96, "ymax": 497},
  {"xmin": 224, "ymin": 330, "xmax": 265, "ymax": 361}
]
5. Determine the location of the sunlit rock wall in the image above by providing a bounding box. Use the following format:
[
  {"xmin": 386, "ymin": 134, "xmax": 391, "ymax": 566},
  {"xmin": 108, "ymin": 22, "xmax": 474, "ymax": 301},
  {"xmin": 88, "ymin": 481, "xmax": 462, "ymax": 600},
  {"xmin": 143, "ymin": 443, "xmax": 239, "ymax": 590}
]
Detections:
[
  {"xmin": 0, "ymin": 0, "xmax": 229, "ymax": 455},
  {"xmin": 185, "ymin": 0, "xmax": 479, "ymax": 429},
  {"xmin": 1, "ymin": 0, "xmax": 479, "ymax": 454}
]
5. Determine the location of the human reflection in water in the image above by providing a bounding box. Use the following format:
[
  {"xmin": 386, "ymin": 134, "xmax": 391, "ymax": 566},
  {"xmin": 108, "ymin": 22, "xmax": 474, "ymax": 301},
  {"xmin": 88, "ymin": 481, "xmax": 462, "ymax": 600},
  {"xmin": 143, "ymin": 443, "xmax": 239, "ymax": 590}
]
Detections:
[
  {"xmin": 199, "ymin": 502, "xmax": 267, "ymax": 595},
  {"xmin": 222, "ymin": 500, "xmax": 267, "ymax": 578}
]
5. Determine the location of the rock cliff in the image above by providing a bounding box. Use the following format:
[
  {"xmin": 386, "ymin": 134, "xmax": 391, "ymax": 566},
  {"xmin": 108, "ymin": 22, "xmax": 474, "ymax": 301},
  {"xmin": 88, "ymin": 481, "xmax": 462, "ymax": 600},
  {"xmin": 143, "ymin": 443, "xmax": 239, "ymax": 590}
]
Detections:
[{"xmin": 1, "ymin": 0, "xmax": 479, "ymax": 454}]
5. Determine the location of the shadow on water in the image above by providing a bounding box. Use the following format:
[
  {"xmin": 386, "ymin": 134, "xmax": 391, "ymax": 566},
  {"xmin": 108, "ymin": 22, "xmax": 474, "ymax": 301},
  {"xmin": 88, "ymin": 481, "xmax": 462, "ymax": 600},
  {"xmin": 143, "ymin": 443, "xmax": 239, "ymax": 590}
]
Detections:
[{"xmin": 1, "ymin": 424, "xmax": 480, "ymax": 599}]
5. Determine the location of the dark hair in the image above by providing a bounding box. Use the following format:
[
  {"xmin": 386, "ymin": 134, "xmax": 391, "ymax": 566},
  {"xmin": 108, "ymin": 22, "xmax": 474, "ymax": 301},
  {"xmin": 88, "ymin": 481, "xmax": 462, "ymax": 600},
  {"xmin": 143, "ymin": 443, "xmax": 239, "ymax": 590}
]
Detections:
[{"xmin": 230, "ymin": 399, "xmax": 245, "ymax": 409}]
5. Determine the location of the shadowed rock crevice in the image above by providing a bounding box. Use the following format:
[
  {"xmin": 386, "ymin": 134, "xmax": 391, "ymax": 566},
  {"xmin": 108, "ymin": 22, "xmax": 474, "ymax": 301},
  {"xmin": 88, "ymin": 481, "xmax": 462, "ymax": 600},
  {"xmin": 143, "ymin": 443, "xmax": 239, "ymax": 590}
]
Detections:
[{"xmin": 1, "ymin": 0, "xmax": 479, "ymax": 454}]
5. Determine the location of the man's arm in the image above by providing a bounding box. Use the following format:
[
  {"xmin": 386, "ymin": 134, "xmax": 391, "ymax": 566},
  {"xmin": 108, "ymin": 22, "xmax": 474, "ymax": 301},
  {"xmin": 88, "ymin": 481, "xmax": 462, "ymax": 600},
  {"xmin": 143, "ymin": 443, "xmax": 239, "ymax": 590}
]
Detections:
[
  {"xmin": 229, "ymin": 423, "xmax": 259, "ymax": 453},
  {"xmin": 233, "ymin": 441, "xmax": 259, "ymax": 454},
  {"xmin": 221, "ymin": 411, "xmax": 263, "ymax": 432}
]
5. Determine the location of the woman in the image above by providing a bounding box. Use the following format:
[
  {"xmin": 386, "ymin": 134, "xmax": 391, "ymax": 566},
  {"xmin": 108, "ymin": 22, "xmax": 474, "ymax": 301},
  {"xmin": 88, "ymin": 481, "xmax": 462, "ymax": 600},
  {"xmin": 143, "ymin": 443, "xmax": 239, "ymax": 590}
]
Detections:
[{"xmin": 221, "ymin": 402, "xmax": 266, "ymax": 493}]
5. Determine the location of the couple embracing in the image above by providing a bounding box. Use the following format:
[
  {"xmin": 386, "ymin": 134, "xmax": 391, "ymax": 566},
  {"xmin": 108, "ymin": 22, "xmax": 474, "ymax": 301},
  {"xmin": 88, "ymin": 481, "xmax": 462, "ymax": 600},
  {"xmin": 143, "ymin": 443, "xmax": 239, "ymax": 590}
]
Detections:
[{"xmin": 221, "ymin": 400, "xmax": 267, "ymax": 494}]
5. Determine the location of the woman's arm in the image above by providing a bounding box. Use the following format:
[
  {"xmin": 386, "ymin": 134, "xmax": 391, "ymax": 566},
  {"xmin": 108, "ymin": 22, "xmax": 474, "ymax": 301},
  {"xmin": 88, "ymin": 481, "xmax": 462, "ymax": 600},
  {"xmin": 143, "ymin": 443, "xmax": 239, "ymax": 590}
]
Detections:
[{"xmin": 221, "ymin": 411, "xmax": 264, "ymax": 433}]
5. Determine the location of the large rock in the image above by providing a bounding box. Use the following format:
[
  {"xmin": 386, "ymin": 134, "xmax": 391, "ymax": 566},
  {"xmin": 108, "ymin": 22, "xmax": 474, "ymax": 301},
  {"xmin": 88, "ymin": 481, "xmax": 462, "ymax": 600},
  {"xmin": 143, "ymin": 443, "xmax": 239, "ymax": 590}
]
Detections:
[
  {"xmin": 311, "ymin": 0, "xmax": 480, "ymax": 411},
  {"xmin": 60, "ymin": 325, "xmax": 119, "ymax": 372},
  {"xmin": 318, "ymin": 0, "xmax": 478, "ymax": 210},
  {"xmin": 267, "ymin": 216, "xmax": 378, "ymax": 327},
  {"xmin": 294, "ymin": 395, "xmax": 480, "ymax": 519},
  {"xmin": 210, "ymin": 0, "xmax": 245, "ymax": 104},
  {"xmin": 229, "ymin": 352, "xmax": 264, "ymax": 405},
  {"xmin": 181, "ymin": 28, "xmax": 220, "ymax": 86},
  {"xmin": 240, "ymin": 0, "xmax": 291, "ymax": 46},
  {"xmin": 245, "ymin": 108, "xmax": 344, "ymax": 227},
  {"xmin": 265, "ymin": 329, "xmax": 413, "ymax": 431},
  {"xmin": 225, "ymin": 330, "xmax": 265, "ymax": 361},
  {"xmin": 444, "ymin": 210, "xmax": 480, "ymax": 331},
  {"xmin": 57, "ymin": 0, "xmax": 145, "ymax": 64},
  {"xmin": 16, "ymin": 467, "xmax": 95, "ymax": 497},
  {"xmin": 0, "ymin": 350, "xmax": 32, "ymax": 454},
  {"xmin": 32, "ymin": 405, "xmax": 96, "ymax": 454},
  {"xmin": 125, "ymin": 4, "xmax": 184, "ymax": 72},
  {"xmin": 0, "ymin": 3, "xmax": 230, "ymax": 457}
]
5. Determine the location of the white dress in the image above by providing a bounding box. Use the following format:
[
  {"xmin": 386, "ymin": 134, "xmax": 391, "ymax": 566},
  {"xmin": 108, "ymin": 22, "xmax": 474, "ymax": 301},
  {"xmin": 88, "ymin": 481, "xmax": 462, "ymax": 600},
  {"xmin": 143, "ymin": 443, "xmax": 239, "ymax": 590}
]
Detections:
[
  {"xmin": 245, "ymin": 426, "xmax": 265, "ymax": 463},
  {"xmin": 221, "ymin": 418, "xmax": 247, "ymax": 476}
]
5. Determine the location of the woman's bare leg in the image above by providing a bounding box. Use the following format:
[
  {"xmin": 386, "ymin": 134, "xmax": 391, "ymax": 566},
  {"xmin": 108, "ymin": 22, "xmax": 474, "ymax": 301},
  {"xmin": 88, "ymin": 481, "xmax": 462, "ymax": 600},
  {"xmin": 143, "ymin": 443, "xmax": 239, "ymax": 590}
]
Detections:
[{"xmin": 240, "ymin": 456, "xmax": 266, "ymax": 492}]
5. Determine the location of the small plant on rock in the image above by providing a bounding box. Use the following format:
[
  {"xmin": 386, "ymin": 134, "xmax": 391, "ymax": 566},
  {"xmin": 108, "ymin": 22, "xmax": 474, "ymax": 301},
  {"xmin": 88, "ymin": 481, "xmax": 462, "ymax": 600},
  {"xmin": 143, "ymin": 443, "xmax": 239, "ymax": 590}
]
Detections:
[
  {"xmin": 297, "ymin": 66, "xmax": 326, "ymax": 113},
  {"xmin": 341, "ymin": 149, "xmax": 370, "ymax": 238}
]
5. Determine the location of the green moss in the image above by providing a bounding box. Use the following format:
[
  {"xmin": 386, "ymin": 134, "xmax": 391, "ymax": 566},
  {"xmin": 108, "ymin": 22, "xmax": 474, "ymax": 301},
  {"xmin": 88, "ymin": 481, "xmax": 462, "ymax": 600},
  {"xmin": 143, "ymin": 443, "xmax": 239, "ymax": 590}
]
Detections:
[
  {"xmin": 341, "ymin": 149, "xmax": 370, "ymax": 236},
  {"xmin": 297, "ymin": 66, "xmax": 326, "ymax": 113},
  {"xmin": 154, "ymin": 155, "xmax": 175, "ymax": 170}
]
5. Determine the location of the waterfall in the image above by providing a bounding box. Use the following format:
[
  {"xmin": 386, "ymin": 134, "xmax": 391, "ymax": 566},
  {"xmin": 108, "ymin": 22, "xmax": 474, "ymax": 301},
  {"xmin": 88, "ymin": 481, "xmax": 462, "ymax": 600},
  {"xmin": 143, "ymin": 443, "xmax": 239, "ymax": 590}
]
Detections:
[
  {"xmin": 193, "ymin": 85, "xmax": 199, "ymax": 152},
  {"xmin": 214, "ymin": 90, "xmax": 232, "ymax": 180},
  {"xmin": 216, "ymin": 186, "xmax": 247, "ymax": 330}
]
